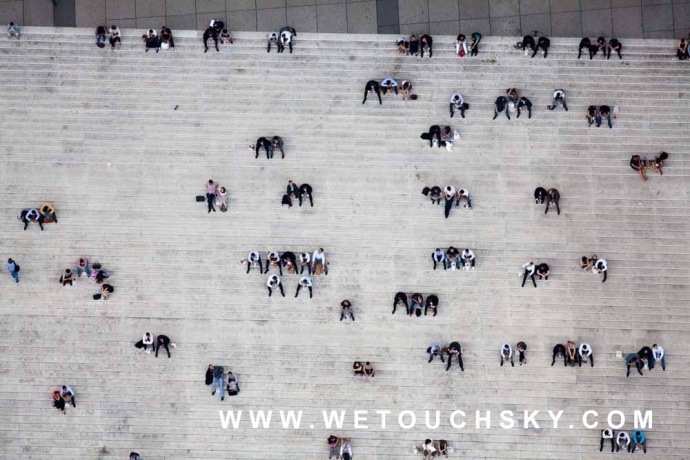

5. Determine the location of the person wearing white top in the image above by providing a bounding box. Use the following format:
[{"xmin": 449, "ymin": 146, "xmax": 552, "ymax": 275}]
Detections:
[
  {"xmin": 578, "ymin": 343, "xmax": 594, "ymax": 367},
  {"xmin": 295, "ymin": 276, "xmax": 312, "ymax": 298},
  {"xmin": 652, "ymin": 344, "xmax": 666, "ymax": 370},
  {"xmin": 109, "ymin": 25, "xmax": 121, "ymax": 49},
  {"xmin": 264, "ymin": 251, "xmax": 282, "ymax": 276},
  {"xmin": 431, "ymin": 248, "xmax": 445, "ymax": 270},
  {"xmin": 616, "ymin": 431, "xmax": 630, "ymax": 452},
  {"xmin": 500, "ymin": 343, "xmax": 514, "ymax": 366},
  {"xmin": 267, "ymin": 32, "xmax": 278, "ymax": 53},
  {"xmin": 267, "ymin": 275, "xmax": 285, "ymax": 297},
  {"xmin": 455, "ymin": 188, "xmax": 472, "ymax": 209},
  {"xmin": 454, "ymin": 34, "xmax": 468, "ymax": 56},
  {"xmin": 381, "ymin": 78, "xmax": 398, "ymax": 95},
  {"xmin": 299, "ymin": 252, "xmax": 311, "ymax": 275},
  {"xmin": 246, "ymin": 251, "xmax": 262, "ymax": 274},
  {"xmin": 339, "ymin": 438, "xmax": 353, "ymax": 458},
  {"xmin": 423, "ymin": 439, "xmax": 437, "ymax": 458},
  {"xmin": 60, "ymin": 385, "xmax": 76, "ymax": 408},
  {"xmin": 312, "ymin": 248, "xmax": 328, "ymax": 275},
  {"xmin": 548, "ymin": 89, "xmax": 568, "ymax": 111},
  {"xmin": 449, "ymin": 94, "xmax": 467, "ymax": 118},
  {"xmin": 144, "ymin": 29, "xmax": 160, "ymax": 53},
  {"xmin": 593, "ymin": 258, "xmax": 608, "ymax": 283},
  {"xmin": 443, "ymin": 185, "xmax": 456, "ymax": 219},
  {"xmin": 278, "ymin": 28, "xmax": 293, "ymax": 53},
  {"xmin": 521, "ymin": 261, "xmax": 536, "ymax": 287},
  {"xmin": 461, "ymin": 249, "xmax": 475, "ymax": 270},
  {"xmin": 142, "ymin": 332, "xmax": 154, "ymax": 354},
  {"xmin": 600, "ymin": 428, "xmax": 615, "ymax": 452}
]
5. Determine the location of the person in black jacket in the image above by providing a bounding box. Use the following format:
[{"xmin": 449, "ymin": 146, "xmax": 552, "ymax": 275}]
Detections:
[
  {"xmin": 299, "ymin": 183, "xmax": 313, "ymax": 207},
  {"xmin": 534, "ymin": 187, "xmax": 547, "ymax": 204},
  {"xmin": 545, "ymin": 188, "xmax": 560, "ymax": 215},
  {"xmin": 516, "ymin": 97, "xmax": 532, "ymax": 118},
  {"xmin": 286, "ymin": 180, "xmax": 298, "ymax": 203},
  {"xmin": 521, "ymin": 35, "xmax": 535, "ymax": 56},
  {"xmin": 281, "ymin": 251, "xmax": 298, "ymax": 274},
  {"xmin": 424, "ymin": 295, "xmax": 439, "ymax": 316},
  {"xmin": 203, "ymin": 27, "xmax": 219, "ymax": 53},
  {"xmin": 362, "ymin": 80, "xmax": 382, "ymax": 105},
  {"xmin": 638, "ymin": 346, "xmax": 654, "ymax": 370},
  {"xmin": 420, "ymin": 34, "xmax": 433, "ymax": 58},
  {"xmin": 578, "ymin": 37, "xmax": 593, "ymax": 59},
  {"xmin": 607, "ymin": 38, "xmax": 622, "ymax": 59},
  {"xmin": 144, "ymin": 29, "xmax": 160, "ymax": 53},
  {"xmin": 552, "ymin": 344, "xmax": 567, "ymax": 366},
  {"xmin": 493, "ymin": 96, "xmax": 509, "ymax": 120},
  {"xmin": 160, "ymin": 26, "xmax": 174, "ymax": 50},
  {"xmin": 593, "ymin": 36, "xmax": 606, "ymax": 57},
  {"xmin": 253, "ymin": 137, "xmax": 272, "ymax": 159},
  {"xmin": 445, "ymin": 342, "xmax": 463, "ymax": 371},
  {"xmin": 271, "ymin": 136, "xmax": 285, "ymax": 159},
  {"xmin": 535, "ymin": 36, "xmax": 550, "ymax": 58},
  {"xmin": 155, "ymin": 335, "xmax": 175, "ymax": 358},
  {"xmin": 393, "ymin": 292, "xmax": 408, "ymax": 315}
]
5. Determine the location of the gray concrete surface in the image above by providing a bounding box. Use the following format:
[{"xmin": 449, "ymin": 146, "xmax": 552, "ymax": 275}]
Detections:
[
  {"xmin": 0, "ymin": 27, "xmax": 689, "ymax": 459},
  {"xmin": 3, "ymin": 0, "xmax": 690, "ymax": 37}
]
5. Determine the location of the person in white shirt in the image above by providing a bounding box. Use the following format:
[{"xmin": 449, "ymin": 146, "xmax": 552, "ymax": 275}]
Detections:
[
  {"xmin": 278, "ymin": 26, "xmax": 295, "ymax": 53},
  {"xmin": 616, "ymin": 431, "xmax": 630, "ymax": 452},
  {"xmin": 267, "ymin": 32, "xmax": 278, "ymax": 53},
  {"xmin": 431, "ymin": 248, "xmax": 445, "ymax": 270},
  {"xmin": 142, "ymin": 332, "xmax": 154, "ymax": 354},
  {"xmin": 652, "ymin": 344, "xmax": 666, "ymax": 370},
  {"xmin": 521, "ymin": 261, "xmax": 536, "ymax": 288},
  {"xmin": 299, "ymin": 252, "xmax": 311, "ymax": 275},
  {"xmin": 461, "ymin": 249, "xmax": 475, "ymax": 270},
  {"xmin": 60, "ymin": 385, "xmax": 76, "ymax": 408},
  {"xmin": 109, "ymin": 25, "xmax": 121, "ymax": 49},
  {"xmin": 381, "ymin": 78, "xmax": 398, "ymax": 95},
  {"xmin": 264, "ymin": 251, "xmax": 282, "ymax": 276},
  {"xmin": 600, "ymin": 428, "xmax": 615, "ymax": 452},
  {"xmin": 295, "ymin": 276, "xmax": 312, "ymax": 298},
  {"xmin": 454, "ymin": 34, "xmax": 468, "ymax": 56},
  {"xmin": 423, "ymin": 439, "xmax": 437, "ymax": 458},
  {"xmin": 443, "ymin": 185, "xmax": 456, "ymax": 219},
  {"xmin": 593, "ymin": 258, "xmax": 607, "ymax": 283},
  {"xmin": 312, "ymin": 248, "xmax": 328, "ymax": 275},
  {"xmin": 339, "ymin": 437, "xmax": 353, "ymax": 459},
  {"xmin": 500, "ymin": 343, "xmax": 514, "ymax": 367},
  {"xmin": 245, "ymin": 251, "xmax": 262, "ymax": 274},
  {"xmin": 548, "ymin": 89, "xmax": 568, "ymax": 111},
  {"xmin": 144, "ymin": 29, "xmax": 159, "ymax": 53},
  {"xmin": 449, "ymin": 94, "xmax": 468, "ymax": 118},
  {"xmin": 578, "ymin": 343, "xmax": 594, "ymax": 367},
  {"xmin": 455, "ymin": 188, "xmax": 472, "ymax": 209},
  {"xmin": 267, "ymin": 275, "xmax": 285, "ymax": 297}
]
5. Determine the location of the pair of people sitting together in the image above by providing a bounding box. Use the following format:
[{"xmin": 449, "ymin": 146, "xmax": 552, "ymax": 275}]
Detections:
[
  {"xmin": 19, "ymin": 202, "xmax": 57, "ymax": 230},
  {"xmin": 393, "ymin": 292, "xmax": 439, "ymax": 317},
  {"xmin": 534, "ymin": 187, "xmax": 560, "ymax": 215},
  {"xmin": 519, "ymin": 35, "xmax": 550, "ymax": 58},
  {"xmin": 420, "ymin": 125, "xmax": 458, "ymax": 151},
  {"xmin": 141, "ymin": 26, "xmax": 174, "ymax": 52},
  {"xmin": 352, "ymin": 361, "xmax": 375, "ymax": 379},
  {"xmin": 630, "ymin": 151, "xmax": 668, "ymax": 181},
  {"xmin": 267, "ymin": 27, "xmax": 296, "ymax": 53},
  {"xmin": 250, "ymin": 136, "xmax": 285, "ymax": 159},
  {"xmin": 283, "ymin": 180, "xmax": 313, "ymax": 208},
  {"xmin": 580, "ymin": 255, "xmax": 608, "ymax": 282}
]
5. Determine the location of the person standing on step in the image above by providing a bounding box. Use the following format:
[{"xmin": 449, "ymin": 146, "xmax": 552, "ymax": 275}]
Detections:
[
  {"xmin": 340, "ymin": 300, "xmax": 354, "ymax": 321},
  {"xmin": 95, "ymin": 25, "xmax": 107, "ymax": 47},
  {"xmin": 298, "ymin": 184, "xmax": 313, "ymax": 207},
  {"xmin": 420, "ymin": 34, "xmax": 433, "ymax": 58},
  {"xmin": 295, "ymin": 276, "xmax": 313, "ymax": 298},
  {"xmin": 362, "ymin": 80, "xmax": 382, "ymax": 105},
  {"xmin": 577, "ymin": 37, "xmax": 593, "ymax": 59},
  {"xmin": 443, "ymin": 185, "xmax": 456, "ymax": 219},
  {"xmin": 469, "ymin": 32, "xmax": 481, "ymax": 56},
  {"xmin": 449, "ymin": 94, "xmax": 468, "ymax": 118},
  {"xmin": 535, "ymin": 36, "xmax": 550, "ymax": 58},
  {"xmin": 267, "ymin": 275, "xmax": 285, "ymax": 297},
  {"xmin": 7, "ymin": 22, "xmax": 20, "ymax": 39},
  {"xmin": 299, "ymin": 252, "xmax": 311, "ymax": 275},
  {"xmin": 431, "ymin": 248, "xmax": 446, "ymax": 270},
  {"xmin": 461, "ymin": 248, "xmax": 475, "ymax": 271},
  {"xmin": 267, "ymin": 32, "xmax": 278, "ymax": 52},
  {"xmin": 279, "ymin": 26, "xmax": 296, "ymax": 53},
  {"xmin": 203, "ymin": 26, "xmax": 219, "ymax": 53},
  {"xmin": 552, "ymin": 343, "xmax": 566, "ymax": 366},
  {"xmin": 493, "ymin": 95, "xmax": 510, "ymax": 120},
  {"xmin": 607, "ymin": 38, "xmax": 622, "ymax": 59},
  {"xmin": 592, "ymin": 257, "xmax": 607, "ymax": 283},
  {"xmin": 205, "ymin": 179, "xmax": 216, "ymax": 213},
  {"xmin": 521, "ymin": 261, "xmax": 536, "ymax": 287},
  {"xmin": 578, "ymin": 343, "xmax": 593, "ymax": 367},
  {"xmin": 545, "ymin": 188, "xmax": 560, "ymax": 215},
  {"xmin": 547, "ymin": 89, "xmax": 568, "ymax": 111},
  {"xmin": 596, "ymin": 105, "xmax": 613, "ymax": 129},
  {"xmin": 209, "ymin": 364, "xmax": 225, "ymax": 401},
  {"xmin": 246, "ymin": 251, "xmax": 262, "ymax": 274},
  {"xmin": 409, "ymin": 293, "xmax": 424, "ymax": 317},
  {"xmin": 445, "ymin": 342, "xmax": 463, "ymax": 371},
  {"xmin": 381, "ymin": 77, "xmax": 398, "ymax": 96},
  {"xmin": 500, "ymin": 343, "xmax": 514, "ymax": 367},
  {"xmin": 155, "ymin": 334, "xmax": 175, "ymax": 358},
  {"xmin": 6, "ymin": 258, "xmax": 19, "ymax": 283},
  {"xmin": 516, "ymin": 96, "xmax": 532, "ymax": 118},
  {"xmin": 393, "ymin": 292, "xmax": 408, "ymax": 315},
  {"xmin": 517, "ymin": 341, "xmax": 527, "ymax": 365}
]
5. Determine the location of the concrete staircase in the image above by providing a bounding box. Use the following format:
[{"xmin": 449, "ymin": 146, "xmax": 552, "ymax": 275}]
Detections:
[{"xmin": 0, "ymin": 27, "xmax": 687, "ymax": 459}]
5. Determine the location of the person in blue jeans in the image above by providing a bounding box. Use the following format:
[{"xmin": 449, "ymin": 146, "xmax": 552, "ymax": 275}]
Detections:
[
  {"xmin": 409, "ymin": 293, "xmax": 424, "ymax": 317},
  {"xmin": 548, "ymin": 89, "xmax": 568, "ymax": 111},
  {"xmin": 652, "ymin": 344, "xmax": 666, "ymax": 371},
  {"xmin": 596, "ymin": 105, "xmax": 613, "ymax": 128},
  {"xmin": 6, "ymin": 258, "xmax": 19, "ymax": 283},
  {"xmin": 631, "ymin": 430, "xmax": 646, "ymax": 453},
  {"xmin": 209, "ymin": 364, "xmax": 225, "ymax": 401},
  {"xmin": 77, "ymin": 257, "xmax": 92, "ymax": 278},
  {"xmin": 626, "ymin": 353, "xmax": 643, "ymax": 377},
  {"xmin": 428, "ymin": 342, "xmax": 444, "ymax": 363}
]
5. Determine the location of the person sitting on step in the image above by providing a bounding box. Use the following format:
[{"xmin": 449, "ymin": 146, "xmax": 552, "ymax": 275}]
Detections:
[
  {"xmin": 424, "ymin": 294, "xmax": 439, "ymax": 316},
  {"xmin": 353, "ymin": 361, "xmax": 364, "ymax": 376},
  {"xmin": 449, "ymin": 93, "xmax": 468, "ymax": 118},
  {"xmin": 600, "ymin": 429, "xmax": 615, "ymax": 452},
  {"xmin": 577, "ymin": 37, "xmax": 593, "ymax": 59},
  {"xmin": 264, "ymin": 251, "xmax": 282, "ymax": 275},
  {"xmin": 340, "ymin": 300, "xmax": 354, "ymax": 321},
  {"xmin": 408, "ymin": 34, "xmax": 419, "ymax": 56},
  {"xmin": 565, "ymin": 341, "xmax": 578, "ymax": 366},
  {"xmin": 592, "ymin": 257, "xmax": 607, "ymax": 283},
  {"xmin": 547, "ymin": 89, "xmax": 568, "ymax": 111},
  {"xmin": 381, "ymin": 77, "xmax": 398, "ymax": 96},
  {"xmin": 160, "ymin": 26, "xmax": 174, "ymax": 50},
  {"xmin": 428, "ymin": 342, "xmax": 444, "ymax": 363},
  {"xmin": 521, "ymin": 35, "xmax": 535, "ymax": 56},
  {"xmin": 578, "ymin": 343, "xmax": 594, "ymax": 367},
  {"xmin": 299, "ymin": 252, "xmax": 311, "ymax": 275},
  {"xmin": 552, "ymin": 343, "xmax": 566, "ymax": 366},
  {"xmin": 461, "ymin": 248, "xmax": 475, "ymax": 271},
  {"xmin": 267, "ymin": 32, "xmax": 278, "ymax": 53},
  {"xmin": 500, "ymin": 343, "xmax": 514, "ymax": 367},
  {"xmin": 607, "ymin": 38, "xmax": 622, "ymax": 59},
  {"xmin": 7, "ymin": 21, "xmax": 20, "ymax": 39},
  {"xmin": 60, "ymin": 269, "xmax": 75, "ymax": 286},
  {"xmin": 362, "ymin": 80, "xmax": 382, "ymax": 105},
  {"xmin": 396, "ymin": 36, "xmax": 409, "ymax": 54},
  {"xmin": 364, "ymin": 362, "xmax": 375, "ymax": 379},
  {"xmin": 220, "ymin": 28, "xmax": 233, "ymax": 45},
  {"xmin": 534, "ymin": 186, "xmax": 547, "ymax": 204},
  {"xmin": 469, "ymin": 32, "xmax": 481, "ymax": 56},
  {"xmin": 645, "ymin": 151, "xmax": 668, "ymax": 176},
  {"xmin": 203, "ymin": 26, "xmax": 219, "ymax": 53},
  {"xmin": 535, "ymin": 36, "xmax": 550, "ymax": 58},
  {"xmin": 455, "ymin": 188, "xmax": 472, "ymax": 209},
  {"xmin": 393, "ymin": 291, "xmax": 408, "ymax": 315},
  {"xmin": 616, "ymin": 431, "xmax": 631, "ymax": 452},
  {"xmin": 281, "ymin": 251, "xmax": 297, "ymax": 274},
  {"xmin": 143, "ymin": 29, "xmax": 159, "ymax": 53},
  {"xmin": 401, "ymin": 80, "xmax": 413, "ymax": 100},
  {"xmin": 312, "ymin": 248, "xmax": 327, "ymax": 274},
  {"xmin": 420, "ymin": 34, "xmax": 433, "ymax": 58},
  {"xmin": 409, "ymin": 293, "xmax": 424, "ymax": 317},
  {"xmin": 278, "ymin": 26, "xmax": 296, "ymax": 54},
  {"xmin": 40, "ymin": 202, "xmax": 58, "ymax": 223}
]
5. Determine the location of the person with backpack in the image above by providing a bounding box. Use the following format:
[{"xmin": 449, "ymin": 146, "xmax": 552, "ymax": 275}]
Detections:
[
  {"xmin": 6, "ymin": 258, "xmax": 19, "ymax": 283},
  {"xmin": 203, "ymin": 26, "xmax": 219, "ymax": 53},
  {"xmin": 547, "ymin": 89, "xmax": 568, "ymax": 111}
]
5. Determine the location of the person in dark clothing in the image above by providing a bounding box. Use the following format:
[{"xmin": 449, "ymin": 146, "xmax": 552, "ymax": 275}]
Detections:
[
  {"xmin": 535, "ymin": 36, "xmax": 550, "ymax": 58},
  {"xmin": 638, "ymin": 346, "xmax": 655, "ymax": 370},
  {"xmin": 493, "ymin": 96, "xmax": 509, "ymax": 120},
  {"xmin": 521, "ymin": 35, "xmax": 535, "ymax": 55},
  {"xmin": 424, "ymin": 294, "xmax": 439, "ymax": 317},
  {"xmin": 536, "ymin": 263, "xmax": 549, "ymax": 282},
  {"xmin": 600, "ymin": 429, "xmax": 615, "ymax": 452},
  {"xmin": 630, "ymin": 155, "xmax": 647, "ymax": 181},
  {"xmin": 279, "ymin": 26, "xmax": 296, "ymax": 53},
  {"xmin": 597, "ymin": 105, "xmax": 613, "ymax": 129},
  {"xmin": 534, "ymin": 187, "xmax": 547, "ymax": 204},
  {"xmin": 340, "ymin": 300, "xmax": 355, "ymax": 321},
  {"xmin": 517, "ymin": 341, "xmax": 527, "ymax": 365},
  {"xmin": 95, "ymin": 25, "xmax": 107, "ymax": 46},
  {"xmin": 160, "ymin": 26, "xmax": 174, "ymax": 49},
  {"xmin": 281, "ymin": 251, "xmax": 298, "ymax": 274},
  {"xmin": 393, "ymin": 291, "xmax": 408, "ymax": 315},
  {"xmin": 586, "ymin": 105, "xmax": 597, "ymax": 126},
  {"xmin": 578, "ymin": 37, "xmax": 593, "ymax": 59},
  {"xmin": 155, "ymin": 335, "xmax": 175, "ymax": 358},
  {"xmin": 420, "ymin": 34, "xmax": 433, "ymax": 57},
  {"xmin": 362, "ymin": 80, "xmax": 382, "ymax": 105},
  {"xmin": 607, "ymin": 38, "xmax": 622, "ymax": 59},
  {"xmin": 210, "ymin": 19, "xmax": 225, "ymax": 34},
  {"xmin": 545, "ymin": 188, "xmax": 560, "ymax": 215},
  {"xmin": 425, "ymin": 125, "xmax": 442, "ymax": 148},
  {"xmin": 516, "ymin": 97, "xmax": 532, "ymax": 118},
  {"xmin": 678, "ymin": 38, "xmax": 688, "ymax": 60},
  {"xmin": 428, "ymin": 186, "xmax": 442, "ymax": 204},
  {"xmin": 626, "ymin": 353, "xmax": 643, "ymax": 377},
  {"xmin": 286, "ymin": 180, "xmax": 298, "ymax": 206},
  {"xmin": 254, "ymin": 137, "xmax": 272, "ymax": 159},
  {"xmin": 271, "ymin": 136, "xmax": 285, "ymax": 159},
  {"xmin": 594, "ymin": 37, "xmax": 606, "ymax": 57},
  {"xmin": 409, "ymin": 34, "xmax": 419, "ymax": 55},
  {"xmin": 203, "ymin": 27, "xmax": 219, "ymax": 53},
  {"xmin": 551, "ymin": 344, "xmax": 567, "ymax": 366},
  {"xmin": 409, "ymin": 293, "xmax": 424, "ymax": 317},
  {"xmin": 144, "ymin": 29, "xmax": 160, "ymax": 53},
  {"xmin": 298, "ymin": 183, "xmax": 313, "ymax": 207},
  {"xmin": 445, "ymin": 342, "xmax": 463, "ymax": 371},
  {"xmin": 469, "ymin": 32, "xmax": 481, "ymax": 56}
]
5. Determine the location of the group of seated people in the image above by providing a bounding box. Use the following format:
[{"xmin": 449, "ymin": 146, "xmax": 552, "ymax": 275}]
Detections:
[
  {"xmin": 204, "ymin": 179, "xmax": 228, "ymax": 213},
  {"xmin": 580, "ymin": 255, "xmax": 608, "ymax": 282},
  {"xmin": 395, "ymin": 34, "xmax": 433, "ymax": 58},
  {"xmin": 626, "ymin": 344, "xmax": 666, "ymax": 377},
  {"xmin": 499, "ymin": 342, "xmax": 527, "ymax": 366},
  {"xmin": 267, "ymin": 27, "xmax": 296, "ymax": 53},
  {"xmin": 58, "ymin": 258, "xmax": 114, "ymax": 300},
  {"xmin": 630, "ymin": 151, "xmax": 668, "ymax": 181},
  {"xmin": 205, "ymin": 365, "xmax": 240, "ymax": 401},
  {"xmin": 585, "ymin": 105, "xmax": 614, "ymax": 128},
  {"xmin": 533, "ymin": 187, "xmax": 560, "ymax": 215},
  {"xmin": 453, "ymin": 33, "xmax": 481, "ymax": 57},
  {"xmin": 362, "ymin": 78, "xmax": 413, "ymax": 104},
  {"xmin": 19, "ymin": 202, "xmax": 57, "ymax": 230},
  {"xmin": 493, "ymin": 88, "xmax": 531, "ymax": 120},
  {"xmin": 431, "ymin": 246, "xmax": 475, "ymax": 271},
  {"xmin": 427, "ymin": 342, "xmax": 463, "ymax": 371},
  {"xmin": 352, "ymin": 361, "xmax": 375, "ymax": 379},
  {"xmin": 250, "ymin": 135, "xmax": 285, "ymax": 159},
  {"xmin": 134, "ymin": 332, "xmax": 176, "ymax": 357},
  {"xmin": 51, "ymin": 385, "xmax": 75, "ymax": 413},
  {"xmin": 246, "ymin": 249, "xmax": 327, "ymax": 298},
  {"xmin": 416, "ymin": 438, "xmax": 450, "ymax": 458},
  {"xmin": 419, "ymin": 125, "xmax": 457, "ymax": 151},
  {"xmin": 283, "ymin": 180, "xmax": 313, "ymax": 207},
  {"xmin": 600, "ymin": 429, "xmax": 647, "ymax": 453},
  {"xmin": 203, "ymin": 19, "xmax": 234, "ymax": 52},
  {"xmin": 519, "ymin": 35, "xmax": 550, "ymax": 58},
  {"xmin": 552, "ymin": 341, "xmax": 594, "ymax": 367},
  {"xmin": 422, "ymin": 186, "xmax": 472, "ymax": 219},
  {"xmin": 140, "ymin": 26, "xmax": 174, "ymax": 52},
  {"xmin": 326, "ymin": 435, "xmax": 353, "ymax": 459},
  {"xmin": 521, "ymin": 261, "xmax": 549, "ymax": 287},
  {"xmin": 578, "ymin": 37, "xmax": 622, "ymax": 60},
  {"xmin": 393, "ymin": 292, "xmax": 439, "ymax": 317}
]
